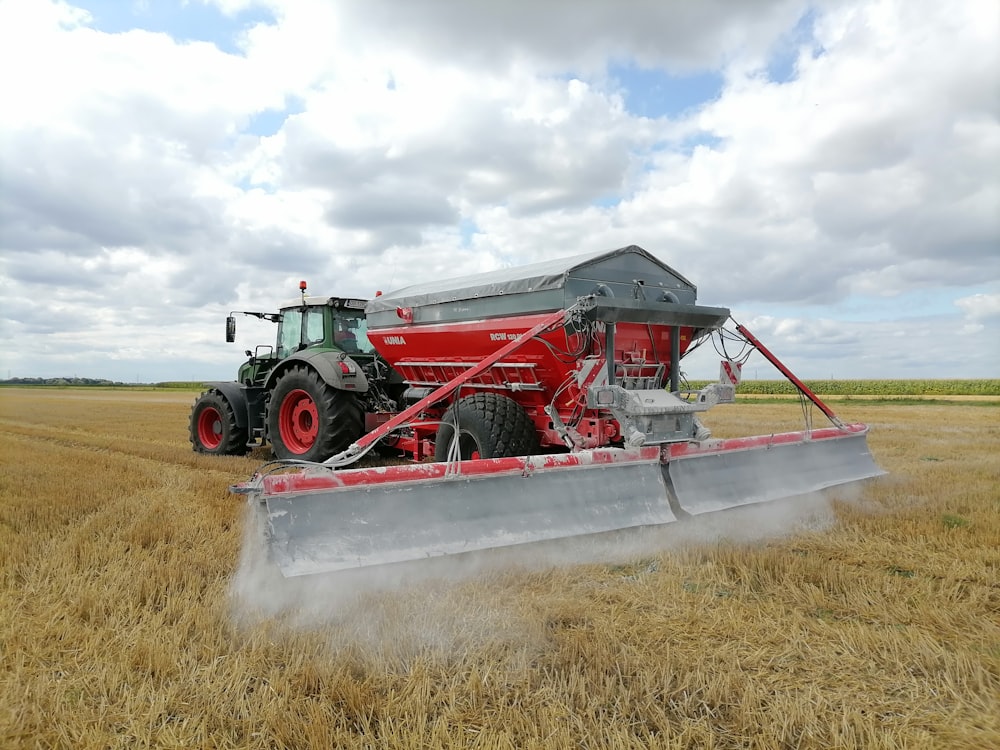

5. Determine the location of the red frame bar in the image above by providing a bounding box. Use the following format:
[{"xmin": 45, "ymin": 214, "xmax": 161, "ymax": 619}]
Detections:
[
  {"xmin": 667, "ymin": 424, "xmax": 868, "ymax": 458},
  {"xmin": 266, "ymin": 445, "xmax": 662, "ymax": 494},
  {"xmin": 257, "ymin": 424, "xmax": 871, "ymax": 496},
  {"xmin": 735, "ymin": 323, "xmax": 842, "ymax": 425}
]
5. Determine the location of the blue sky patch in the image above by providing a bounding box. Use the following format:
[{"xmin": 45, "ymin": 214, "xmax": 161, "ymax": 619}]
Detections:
[
  {"xmin": 610, "ymin": 63, "xmax": 723, "ymax": 119},
  {"xmin": 245, "ymin": 96, "xmax": 304, "ymax": 137},
  {"xmin": 680, "ymin": 133, "xmax": 723, "ymax": 153},
  {"xmin": 246, "ymin": 109, "xmax": 287, "ymax": 138},
  {"xmin": 74, "ymin": 0, "xmax": 274, "ymax": 55},
  {"xmin": 592, "ymin": 194, "xmax": 624, "ymax": 209},
  {"xmin": 458, "ymin": 217, "xmax": 479, "ymax": 247},
  {"xmin": 766, "ymin": 7, "xmax": 819, "ymax": 84}
]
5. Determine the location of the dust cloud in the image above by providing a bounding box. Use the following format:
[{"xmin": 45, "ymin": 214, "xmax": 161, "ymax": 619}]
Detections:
[{"xmin": 227, "ymin": 479, "xmax": 862, "ymax": 661}]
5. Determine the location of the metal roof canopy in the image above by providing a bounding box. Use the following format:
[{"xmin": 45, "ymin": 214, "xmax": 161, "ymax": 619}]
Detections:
[{"xmin": 366, "ymin": 245, "xmax": 728, "ymax": 329}]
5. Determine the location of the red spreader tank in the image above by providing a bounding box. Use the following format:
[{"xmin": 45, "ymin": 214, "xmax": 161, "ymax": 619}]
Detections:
[{"xmin": 232, "ymin": 246, "xmax": 884, "ymax": 577}]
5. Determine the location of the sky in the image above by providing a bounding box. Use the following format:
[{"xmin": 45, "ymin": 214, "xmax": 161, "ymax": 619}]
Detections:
[{"xmin": 0, "ymin": 0, "xmax": 997, "ymax": 383}]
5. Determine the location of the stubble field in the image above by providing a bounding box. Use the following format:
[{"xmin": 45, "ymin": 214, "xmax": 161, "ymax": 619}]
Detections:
[{"xmin": 0, "ymin": 388, "xmax": 998, "ymax": 749}]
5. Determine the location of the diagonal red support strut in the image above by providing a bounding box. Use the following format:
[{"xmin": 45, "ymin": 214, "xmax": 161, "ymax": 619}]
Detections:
[
  {"xmin": 343, "ymin": 305, "xmax": 575, "ymax": 456},
  {"xmin": 735, "ymin": 322, "xmax": 843, "ymax": 426}
]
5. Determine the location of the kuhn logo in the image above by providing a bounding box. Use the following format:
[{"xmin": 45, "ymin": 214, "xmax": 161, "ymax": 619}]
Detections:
[{"xmin": 382, "ymin": 335, "xmax": 407, "ymax": 345}]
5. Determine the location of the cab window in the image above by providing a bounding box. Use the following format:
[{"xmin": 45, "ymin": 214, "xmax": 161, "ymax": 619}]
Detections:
[
  {"xmin": 277, "ymin": 307, "xmax": 325, "ymax": 356},
  {"xmin": 277, "ymin": 309, "xmax": 302, "ymax": 357},
  {"xmin": 304, "ymin": 308, "xmax": 325, "ymax": 346},
  {"xmin": 334, "ymin": 313, "xmax": 374, "ymax": 354}
]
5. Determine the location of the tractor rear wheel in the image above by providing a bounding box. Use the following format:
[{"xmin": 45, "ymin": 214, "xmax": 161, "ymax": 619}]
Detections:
[
  {"xmin": 268, "ymin": 365, "xmax": 363, "ymax": 462},
  {"xmin": 434, "ymin": 393, "xmax": 538, "ymax": 461},
  {"xmin": 189, "ymin": 390, "xmax": 249, "ymax": 455}
]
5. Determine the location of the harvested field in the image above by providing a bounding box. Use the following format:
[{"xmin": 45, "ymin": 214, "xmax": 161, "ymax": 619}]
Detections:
[{"xmin": 1, "ymin": 388, "xmax": 998, "ymax": 749}]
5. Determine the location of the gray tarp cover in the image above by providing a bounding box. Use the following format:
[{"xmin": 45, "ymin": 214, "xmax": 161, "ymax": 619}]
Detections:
[{"xmin": 366, "ymin": 245, "xmax": 695, "ymax": 314}]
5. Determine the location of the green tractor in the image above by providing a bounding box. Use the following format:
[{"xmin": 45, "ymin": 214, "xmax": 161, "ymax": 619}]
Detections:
[{"xmin": 189, "ymin": 283, "xmax": 403, "ymax": 462}]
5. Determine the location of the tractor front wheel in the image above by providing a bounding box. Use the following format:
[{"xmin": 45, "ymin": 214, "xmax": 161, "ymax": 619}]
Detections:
[
  {"xmin": 189, "ymin": 390, "xmax": 249, "ymax": 455},
  {"xmin": 267, "ymin": 366, "xmax": 363, "ymax": 462},
  {"xmin": 434, "ymin": 393, "xmax": 538, "ymax": 462}
]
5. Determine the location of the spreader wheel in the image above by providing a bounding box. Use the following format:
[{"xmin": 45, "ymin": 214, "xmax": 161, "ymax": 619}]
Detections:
[
  {"xmin": 434, "ymin": 393, "xmax": 539, "ymax": 462},
  {"xmin": 267, "ymin": 365, "xmax": 363, "ymax": 462},
  {"xmin": 189, "ymin": 390, "xmax": 249, "ymax": 455}
]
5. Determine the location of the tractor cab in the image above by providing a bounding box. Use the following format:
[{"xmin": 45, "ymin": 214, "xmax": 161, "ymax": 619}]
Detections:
[
  {"xmin": 276, "ymin": 296, "xmax": 375, "ymax": 358},
  {"xmin": 224, "ymin": 282, "xmax": 375, "ymax": 390}
]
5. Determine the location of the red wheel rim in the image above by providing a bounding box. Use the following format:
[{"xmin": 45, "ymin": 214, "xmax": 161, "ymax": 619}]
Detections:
[
  {"xmin": 197, "ymin": 406, "xmax": 223, "ymax": 449},
  {"xmin": 278, "ymin": 389, "xmax": 319, "ymax": 453},
  {"xmin": 457, "ymin": 432, "xmax": 482, "ymax": 460}
]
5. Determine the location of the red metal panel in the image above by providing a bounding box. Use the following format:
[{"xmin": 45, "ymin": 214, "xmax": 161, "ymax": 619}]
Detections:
[
  {"xmin": 371, "ymin": 316, "xmax": 696, "ymax": 375},
  {"xmin": 370, "ymin": 313, "xmax": 699, "ymax": 450},
  {"xmin": 262, "ymin": 446, "xmax": 663, "ymax": 495},
  {"xmin": 666, "ymin": 424, "xmax": 870, "ymax": 459}
]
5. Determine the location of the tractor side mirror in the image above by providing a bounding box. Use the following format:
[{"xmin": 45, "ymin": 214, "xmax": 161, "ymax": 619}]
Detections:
[{"xmin": 226, "ymin": 316, "xmax": 236, "ymax": 343}]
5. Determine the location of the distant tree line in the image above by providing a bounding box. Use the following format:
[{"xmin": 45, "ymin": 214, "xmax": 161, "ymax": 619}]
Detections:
[
  {"xmin": 1, "ymin": 377, "xmax": 131, "ymax": 386},
  {"xmin": 1, "ymin": 378, "xmax": 209, "ymax": 389}
]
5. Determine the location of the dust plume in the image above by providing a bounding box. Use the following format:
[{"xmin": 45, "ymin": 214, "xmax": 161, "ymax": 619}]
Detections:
[{"xmin": 227, "ymin": 478, "xmax": 858, "ymax": 662}]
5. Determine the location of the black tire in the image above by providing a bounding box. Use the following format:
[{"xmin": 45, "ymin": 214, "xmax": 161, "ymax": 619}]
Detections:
[
  {"xmin": 189, "ymin": 390, "xmax": 249, "ymax": 456},
  {"xmin": 434, "ymin": 393, "xmax": 538, "ymax": 461},
  {"xmin": 267, "ymin": 365, "xmax": 363, "ymax": 462}
]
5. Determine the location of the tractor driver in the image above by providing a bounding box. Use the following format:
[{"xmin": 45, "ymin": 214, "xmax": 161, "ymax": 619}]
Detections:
[{"xmin": 334, "ymin": 318, "xmax": 360, "ymax": 353}]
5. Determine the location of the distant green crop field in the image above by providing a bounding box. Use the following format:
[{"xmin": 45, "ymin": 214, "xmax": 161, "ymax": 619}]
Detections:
[
  {"xmin": 686, "ymin": 379, "xmax": 1000, "ymax": 397},
  {"xmin": 6, "ymin": 379, "xmax": 999, "ymax": 397}
]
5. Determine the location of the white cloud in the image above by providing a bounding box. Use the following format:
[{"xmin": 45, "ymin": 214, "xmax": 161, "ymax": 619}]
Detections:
[
  {"xmin": 682, "ymin": 310, "xmax": 996, "ymax": 381},
  {"xmin": 633, "ymin": 0, "xmax": 1000, "ymax": 303},
  {"xmin": 0, "ymin": 0, "xmax": 997, "ymax": 381},
  {"xmin": 955, "ymin": 293, "xmax": 1000, "ymax": 321},
  {"xmin": 292, "ymin": 0, "xmax": 808, "ymax": 73}
]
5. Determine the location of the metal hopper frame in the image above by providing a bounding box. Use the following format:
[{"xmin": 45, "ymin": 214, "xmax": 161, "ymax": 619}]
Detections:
[{"xmin": 232, "ymin": 247, "xmax": 885, "ymax": 577}]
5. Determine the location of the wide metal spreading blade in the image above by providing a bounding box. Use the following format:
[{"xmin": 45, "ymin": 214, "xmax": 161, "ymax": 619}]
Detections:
[
  {"xmin": 258, "ymin": 449, "xmax": 676, "ymax": 577},
  {"xmin": 666, "ymin": 425, "xmax": 886, "ymax": 516},
  {"xmin": 248, "ymin": 427, "xmax": 884, "ymax": 578}
]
